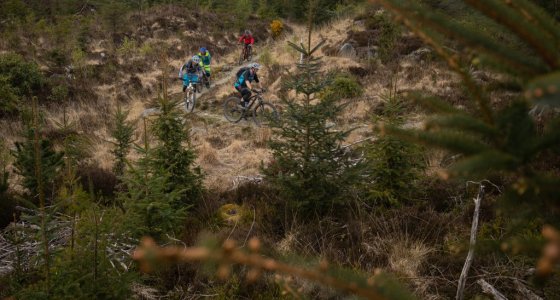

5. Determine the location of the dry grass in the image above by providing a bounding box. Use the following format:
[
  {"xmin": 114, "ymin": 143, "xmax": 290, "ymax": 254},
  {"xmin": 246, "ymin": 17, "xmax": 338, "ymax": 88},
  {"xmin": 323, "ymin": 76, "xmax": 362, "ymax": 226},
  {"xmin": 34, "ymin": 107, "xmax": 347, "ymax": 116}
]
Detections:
[
  {"xmin": 198, "ymin": 141, "xmax": 221, "ymax": 166},
  {"xmin": 0, "ymin": 12, "xmax": 464, "ymax": 200}
]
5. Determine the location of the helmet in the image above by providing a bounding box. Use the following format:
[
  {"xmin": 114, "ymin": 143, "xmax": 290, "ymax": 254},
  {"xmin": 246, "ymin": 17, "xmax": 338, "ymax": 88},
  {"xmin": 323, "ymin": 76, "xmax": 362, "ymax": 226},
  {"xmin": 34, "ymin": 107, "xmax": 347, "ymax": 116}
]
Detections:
[
  {"xmin": 199, "ymin": 47, "xmax": 207, "ymax": 53},
  {"xmin": 249, "ymin": 62, "xmax": 261, "ymax": 70},
  {"xmin": 245, "ymin": 30, "xmax": 251, "ymax": 35},
  {"xmin": 192, "ymin": 55, "xmax": 201, "ymax": 63}
]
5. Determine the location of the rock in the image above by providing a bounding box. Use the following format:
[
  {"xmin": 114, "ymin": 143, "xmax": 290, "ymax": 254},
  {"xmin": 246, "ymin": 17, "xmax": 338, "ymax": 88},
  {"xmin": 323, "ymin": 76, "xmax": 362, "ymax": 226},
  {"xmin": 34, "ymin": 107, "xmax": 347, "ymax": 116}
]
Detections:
[
  {"xmin": 353, "ymin": 20, "xmax": 365, "ymax": 27},
  {"xmin": 406, "ymin": 47, "xmax": 432, "ymax": 61},
  {"xmin": 471, "ymin": 70, "xmax": 490, "ymax": 83},
  {"xmin": 153, "ymin": 29, "xmax": 165, "ymax": 39},
  {"xmin": 338, "ymin": 43, "xmax": 357, "ymax": 58}
]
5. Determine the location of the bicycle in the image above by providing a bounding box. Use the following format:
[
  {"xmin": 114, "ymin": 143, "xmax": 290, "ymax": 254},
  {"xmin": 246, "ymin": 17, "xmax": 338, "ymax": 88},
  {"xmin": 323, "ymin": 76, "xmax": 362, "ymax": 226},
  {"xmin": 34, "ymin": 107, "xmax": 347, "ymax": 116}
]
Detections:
[
  {"xmin": 181, "ymin": 73, "xmax": 199, "ymax": 112},
  {"xmin": 223, "ymin": 89, "xmax": 279, "ymax": 126},
  {"xmin": 238, "ymin": 44, "xmax": 253, "ymax": 64}
]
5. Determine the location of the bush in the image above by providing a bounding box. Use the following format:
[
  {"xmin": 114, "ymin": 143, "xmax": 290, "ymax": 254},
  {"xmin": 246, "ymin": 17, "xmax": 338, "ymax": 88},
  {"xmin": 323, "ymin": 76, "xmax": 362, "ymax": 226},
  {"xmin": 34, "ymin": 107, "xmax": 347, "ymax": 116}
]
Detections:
[
  {"xmin": 77, "ymin": 165, "xmax": 118, "ymax": 202},
  {"xmin": 0, "ymin": 76, "xmax": 20, "ymax": 116},
  {"xmin": 270, "ymin": 19, "xmax": 283, "ymax": 39},
  {"xmin": 321, "ymin": 73, "xmax": 363, "ymax": 100},
  {"xmin": 0, "ymin": 53, "xmax": 44, "ymax": 114},
  {"xmin": 117, "ymin": 37, "xmax": 137, "ymax": 58},
  {"xmin": 48, "ymin": 83, "xmax": 69, "ymax": 103}
]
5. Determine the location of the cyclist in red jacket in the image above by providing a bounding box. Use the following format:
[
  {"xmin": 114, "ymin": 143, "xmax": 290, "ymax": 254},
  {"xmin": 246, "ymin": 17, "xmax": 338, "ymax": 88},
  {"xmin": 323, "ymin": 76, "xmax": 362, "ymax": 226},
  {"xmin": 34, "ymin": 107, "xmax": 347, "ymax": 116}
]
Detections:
[{"xmin": 238, "ymin": 30, "xmax": 254, "ymax": 60}]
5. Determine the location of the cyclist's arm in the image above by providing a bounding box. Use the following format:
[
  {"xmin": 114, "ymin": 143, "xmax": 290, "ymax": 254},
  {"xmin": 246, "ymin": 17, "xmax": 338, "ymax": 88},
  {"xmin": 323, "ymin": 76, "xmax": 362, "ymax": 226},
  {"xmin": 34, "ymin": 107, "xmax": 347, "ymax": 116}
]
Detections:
[
  {"xmin": 254, "ymin": 74, "xmax": 262, "ymax": 89},
  {"xmin": 178, "ymin": 64, "xmax": 186, "ymax": 78}
]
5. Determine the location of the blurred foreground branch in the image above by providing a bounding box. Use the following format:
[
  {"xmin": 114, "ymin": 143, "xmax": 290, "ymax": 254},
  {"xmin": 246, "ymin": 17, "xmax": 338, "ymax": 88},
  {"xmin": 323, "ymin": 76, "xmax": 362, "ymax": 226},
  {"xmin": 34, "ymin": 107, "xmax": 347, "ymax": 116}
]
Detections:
[{"xmin": 133, "ymin": 237, "xmax": 416, "ymax": 300}]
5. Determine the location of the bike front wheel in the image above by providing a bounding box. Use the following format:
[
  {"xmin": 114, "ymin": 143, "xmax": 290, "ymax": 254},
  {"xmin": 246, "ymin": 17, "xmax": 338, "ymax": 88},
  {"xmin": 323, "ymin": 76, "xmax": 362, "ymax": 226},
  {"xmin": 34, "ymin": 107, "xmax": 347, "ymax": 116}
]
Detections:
[
  {"xmin": 223, "ymin": 97, "xmax": 244, "ymax": 123},
  {"xmin": 184, "ymin": 90, "xmax": 196, "ymax": 112},
  {"xmin": 247, "ymin": 47, "xmax": 253, "ymax": 61},
  {"xmin": 253, "ymin": 102, "xmax": 278, "ymax": 127},
  {"xmin": 239, "ymin": 50, "xmax": 245, "ymax": 65}
]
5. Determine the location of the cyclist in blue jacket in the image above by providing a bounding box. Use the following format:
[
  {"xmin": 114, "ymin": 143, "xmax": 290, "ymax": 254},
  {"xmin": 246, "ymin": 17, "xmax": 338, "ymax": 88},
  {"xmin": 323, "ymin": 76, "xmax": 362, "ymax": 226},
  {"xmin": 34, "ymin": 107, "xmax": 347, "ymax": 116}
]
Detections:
[{"xmin": 178, "ymin": 55, "xmax": 202, "ymax": 92}]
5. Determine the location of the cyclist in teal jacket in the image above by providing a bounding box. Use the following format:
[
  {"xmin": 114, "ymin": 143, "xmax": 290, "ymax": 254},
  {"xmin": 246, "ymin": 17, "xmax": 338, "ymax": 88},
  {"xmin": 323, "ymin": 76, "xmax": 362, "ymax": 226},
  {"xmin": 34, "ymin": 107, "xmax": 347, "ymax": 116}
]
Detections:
[{"xmin": 234, "ymin": 62, "xmax": 263, "ymax": 107}]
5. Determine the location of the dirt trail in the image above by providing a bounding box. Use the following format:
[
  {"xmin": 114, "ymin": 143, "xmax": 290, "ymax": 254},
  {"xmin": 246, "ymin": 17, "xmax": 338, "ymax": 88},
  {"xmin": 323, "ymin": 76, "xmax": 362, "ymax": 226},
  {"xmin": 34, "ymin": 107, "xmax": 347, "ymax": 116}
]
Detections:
[{"xmin": 141, "ymin": 49, "xmax": 262, "ymax": 118}]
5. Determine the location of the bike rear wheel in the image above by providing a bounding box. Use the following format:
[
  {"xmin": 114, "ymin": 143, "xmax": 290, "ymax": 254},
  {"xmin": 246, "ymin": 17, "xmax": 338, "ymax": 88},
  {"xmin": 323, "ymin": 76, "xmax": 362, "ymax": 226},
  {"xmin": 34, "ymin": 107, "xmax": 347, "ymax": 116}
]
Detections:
[
  {"xmin": 223, "ymin": 97, "xmax": 244, "ymax": 122},
  {"xmin": 253, "ymin": 102, "xmax": 278, "ymax": 127},
  {"xmin": 184, "ymin": 90, "xmax": 196, "ymax": 112}
]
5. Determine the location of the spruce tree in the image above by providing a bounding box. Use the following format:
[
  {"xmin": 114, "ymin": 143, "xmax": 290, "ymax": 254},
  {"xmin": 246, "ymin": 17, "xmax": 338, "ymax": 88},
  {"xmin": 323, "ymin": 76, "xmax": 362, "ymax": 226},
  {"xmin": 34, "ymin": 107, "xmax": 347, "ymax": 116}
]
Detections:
[
  {"xmin": 110, "ymin": 105, "xmax": 135, "ymax": 178},
  {"xmin": 12, "ymin": 105, "xmax": 64, "ymax": 206},
  {"xmin": 119, "ymin": 115, "xmax": 188, "ymax": 240},
  {"xmin": 376, "ymin": 0, "xmax": 560, "ymax": 277},
  {"xmin": 264, "ymin": 2, "xmax": 357, "ymax": 217},
  {"xmin": 364, "ymin": 82, "xmax": 425, "ymax": 207},
  {"xmin": 151, "ymin": 95, "xmax": 203, "ymax": 206}
]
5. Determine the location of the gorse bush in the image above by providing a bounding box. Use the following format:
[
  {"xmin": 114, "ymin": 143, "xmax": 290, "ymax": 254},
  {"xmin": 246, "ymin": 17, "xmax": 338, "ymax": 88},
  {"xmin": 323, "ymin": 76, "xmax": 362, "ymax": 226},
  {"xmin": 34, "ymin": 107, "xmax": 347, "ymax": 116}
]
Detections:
[{"xmin": 270, "ymin": 19, "xmax": 284, "ymax": 39}]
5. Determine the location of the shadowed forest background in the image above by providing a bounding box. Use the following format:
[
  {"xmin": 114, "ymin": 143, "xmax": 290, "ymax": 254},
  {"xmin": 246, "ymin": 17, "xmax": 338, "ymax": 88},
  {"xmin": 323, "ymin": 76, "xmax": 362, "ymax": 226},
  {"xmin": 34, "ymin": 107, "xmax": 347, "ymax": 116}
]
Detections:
[{"xmin": 1, "ymin": 0, "xmax": 560, "ymax": 299}]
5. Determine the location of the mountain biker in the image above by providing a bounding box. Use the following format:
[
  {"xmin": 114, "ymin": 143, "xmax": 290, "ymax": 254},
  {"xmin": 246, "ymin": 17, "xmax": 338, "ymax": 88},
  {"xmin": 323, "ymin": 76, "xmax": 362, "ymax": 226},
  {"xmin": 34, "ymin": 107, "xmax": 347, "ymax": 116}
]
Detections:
[
  {"xmin": 234, "ymin": 62, "xmax": 263, "ymax": 108},
  {"xmin": 178, "ymin": 55, "xmax": 202, "ymax": 92},
  {"xmin": 238, "ymin": 30, "xmax": 254, "ymax": 58},
  {"xmin": 197, "ymin": 47, "xmax": 211, "ymax": 87}
]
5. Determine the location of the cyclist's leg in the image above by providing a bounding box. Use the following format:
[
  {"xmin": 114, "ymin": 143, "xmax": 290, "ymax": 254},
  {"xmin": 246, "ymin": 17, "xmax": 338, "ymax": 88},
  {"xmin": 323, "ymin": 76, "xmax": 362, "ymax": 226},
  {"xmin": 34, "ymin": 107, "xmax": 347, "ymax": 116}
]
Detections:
[{"xmin": 237, "ymin": 86, "xmax": 251, "ymax": 107}]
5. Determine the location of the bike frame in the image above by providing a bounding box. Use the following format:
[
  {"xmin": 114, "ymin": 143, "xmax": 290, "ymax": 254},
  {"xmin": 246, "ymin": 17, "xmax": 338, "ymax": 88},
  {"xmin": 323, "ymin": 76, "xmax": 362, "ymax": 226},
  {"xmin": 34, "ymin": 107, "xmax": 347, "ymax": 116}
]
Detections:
[
  {"xmin": 242, "ymin": 44, "xmax": 252, "ymax": 60},
  {"xmin": 241, "ymin": 93, "xmax": 262, "ymax": 113}
]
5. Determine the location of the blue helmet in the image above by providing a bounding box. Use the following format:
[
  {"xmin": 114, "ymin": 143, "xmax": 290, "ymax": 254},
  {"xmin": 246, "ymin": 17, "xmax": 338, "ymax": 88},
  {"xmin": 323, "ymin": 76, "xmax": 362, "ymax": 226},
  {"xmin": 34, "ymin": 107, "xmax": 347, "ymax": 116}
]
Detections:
[{"xmin": 199, "ymin": 47, "xmax": 207, "ymax": 53}]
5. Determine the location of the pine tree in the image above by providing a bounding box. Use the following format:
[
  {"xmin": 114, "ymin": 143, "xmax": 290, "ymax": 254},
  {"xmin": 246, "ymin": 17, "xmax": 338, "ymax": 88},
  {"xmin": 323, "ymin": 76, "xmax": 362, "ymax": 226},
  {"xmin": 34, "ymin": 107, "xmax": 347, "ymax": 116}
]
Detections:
[
  {"xmin": 0, "ymin": 140, "xmax": 16, "ymax": 228},
  {"xmin": 376, "ymin": 0, "xmax": 560, "ymax": 277},
  {"xmin": 12, "ymin": 104, "xmax": 64, "ymax": 207},
  {"xmin": 118, "ymin": 116, "xmax": 188, "ymax": 240},
  {"xmin": 364, "ymin": 78, "xmax": 425, "ymax": 207},
  {"xmin": 110, "ymin": 105, "xmax": 135, "ymax": 178},
  {"xmin": 151, "ymin": 96, "xmax": 203, "ymax": 206},
  {"xmin": 264, "ymin": 1, "xmax": 358, "ymax": 217}
]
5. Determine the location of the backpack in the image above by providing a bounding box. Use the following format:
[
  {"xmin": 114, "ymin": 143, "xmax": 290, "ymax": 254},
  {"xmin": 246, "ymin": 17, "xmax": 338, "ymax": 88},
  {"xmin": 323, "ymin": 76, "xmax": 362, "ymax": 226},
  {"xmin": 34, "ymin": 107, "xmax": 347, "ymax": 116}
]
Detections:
[{"xmin": 236, "ymin": 67, "xmax": 249, "ymax": 79}]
